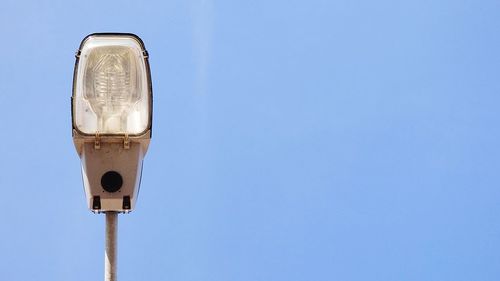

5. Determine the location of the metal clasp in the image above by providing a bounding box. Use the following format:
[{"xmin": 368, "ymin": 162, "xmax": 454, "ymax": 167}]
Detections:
[
  {"xmin": 123, "ymin": 134, "xmax": 130, "ymax": 149},
  {"xmin": 94, "ymin": 132, "xmax": 101, "ymax": 149}
]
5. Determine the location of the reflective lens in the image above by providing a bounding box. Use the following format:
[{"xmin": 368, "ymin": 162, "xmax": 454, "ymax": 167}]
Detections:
[{"xmin": 73, "ymin": 34, "xmax": 150, "ymax": 135}]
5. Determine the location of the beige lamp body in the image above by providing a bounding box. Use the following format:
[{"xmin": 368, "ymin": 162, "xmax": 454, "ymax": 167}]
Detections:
[{"xmin": 72, "ymin": 33, "xmax": 152, "ymax": 213}]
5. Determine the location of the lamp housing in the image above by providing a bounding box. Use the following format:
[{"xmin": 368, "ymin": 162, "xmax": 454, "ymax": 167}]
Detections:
[{"xmin": 72, "ymin": 33, "xmax": 152, "ymax": 213}]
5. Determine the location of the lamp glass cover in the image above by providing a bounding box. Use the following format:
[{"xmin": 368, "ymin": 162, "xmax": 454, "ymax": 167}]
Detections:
[{"xmin": 74, "ymin": 35, "xmax": 150, "ymax": 135}]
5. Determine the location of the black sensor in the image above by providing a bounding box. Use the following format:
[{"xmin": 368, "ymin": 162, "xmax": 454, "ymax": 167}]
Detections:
[{"xmin": 101, "ymin": 171, "xmax": 123, "ymax": 193}]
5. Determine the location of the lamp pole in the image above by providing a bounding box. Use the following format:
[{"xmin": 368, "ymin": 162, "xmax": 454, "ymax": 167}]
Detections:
[{"xmin": 105, "ymin": 212, "xmax": 118, "ymax": 281}]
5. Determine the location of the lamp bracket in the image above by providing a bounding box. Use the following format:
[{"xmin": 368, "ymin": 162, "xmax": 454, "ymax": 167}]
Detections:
[
  {"xmin": 94, "ymin": 132, "xmax": 101, "ymax": 149},
  {"xmin": 123, "ymin": 134, "xmax": 130, "ymax": 149}
]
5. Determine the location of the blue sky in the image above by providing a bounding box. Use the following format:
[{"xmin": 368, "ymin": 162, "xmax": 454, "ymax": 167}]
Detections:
[{"xmin": 1, "ymin": 0, "xmax": 500, "ymax": 280}]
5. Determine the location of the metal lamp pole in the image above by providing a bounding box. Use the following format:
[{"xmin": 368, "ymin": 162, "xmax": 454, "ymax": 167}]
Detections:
[{"xmin": 105, "ymin": 212, "xmax": 118, "ymax": 281}]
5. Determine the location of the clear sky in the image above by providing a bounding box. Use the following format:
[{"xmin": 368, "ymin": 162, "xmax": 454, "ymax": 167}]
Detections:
[{"xmin": 1, "ymin": 0, "xmax": 499, "ymax": 280}]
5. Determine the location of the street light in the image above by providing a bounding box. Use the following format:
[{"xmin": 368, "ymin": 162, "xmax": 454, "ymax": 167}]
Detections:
[
  {"xmin": 72, "ymin": 33, "xmax": 153, "ymax": 281},
  {"xmin": 72, "ymin": 33, "xmax": 152, "ymax": 213}
]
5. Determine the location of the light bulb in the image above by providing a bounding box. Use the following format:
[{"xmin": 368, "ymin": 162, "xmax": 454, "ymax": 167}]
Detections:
[{"xmin": 84, "ymin": 47, "xmax": 141, "ymax": 132}]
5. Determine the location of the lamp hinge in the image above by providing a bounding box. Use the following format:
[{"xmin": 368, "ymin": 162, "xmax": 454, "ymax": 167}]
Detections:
[
  {"xmin": 94, "ymin": 132, "xmax": 101, "ymax": 149},
  {"xmin": 123, "ymin": 134, "xmax": 130, "ymax": 149}
]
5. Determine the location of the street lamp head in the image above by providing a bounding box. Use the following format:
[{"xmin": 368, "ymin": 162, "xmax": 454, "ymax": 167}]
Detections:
[{"xmin": 72, "ymin": 33, "xmax": 152, "ymax": 213}]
